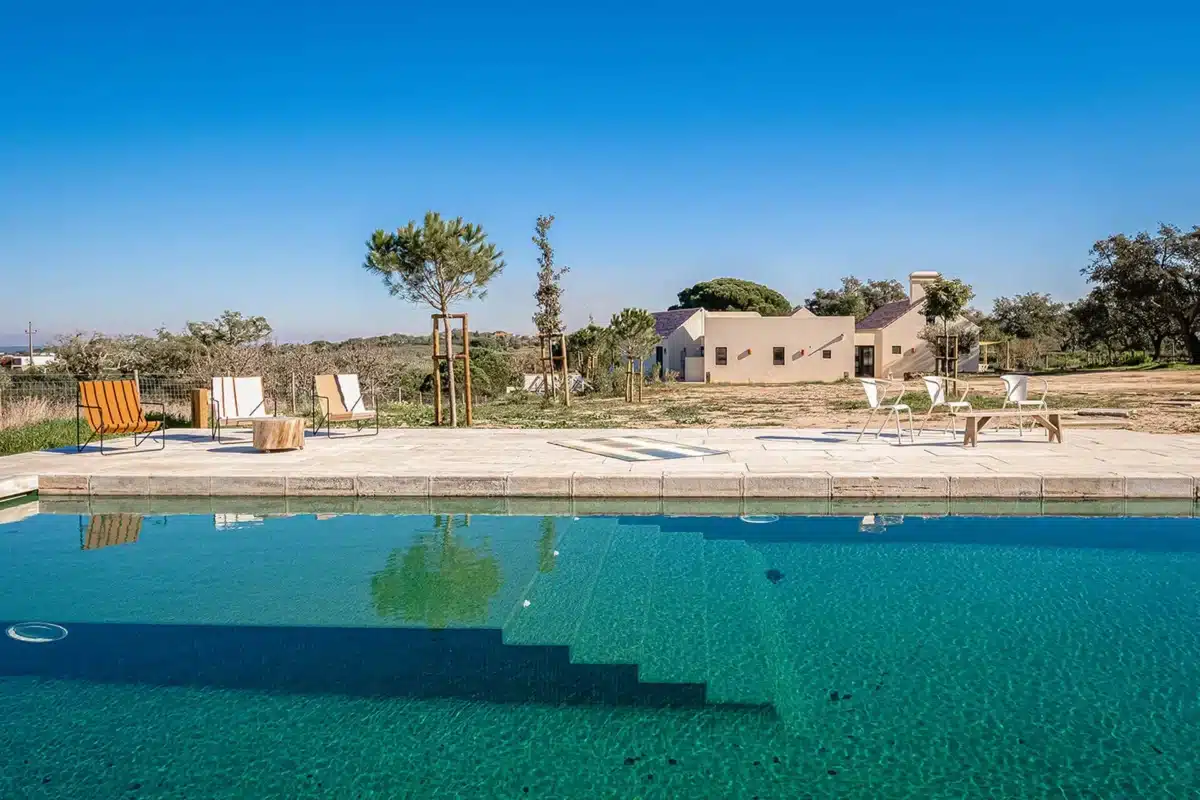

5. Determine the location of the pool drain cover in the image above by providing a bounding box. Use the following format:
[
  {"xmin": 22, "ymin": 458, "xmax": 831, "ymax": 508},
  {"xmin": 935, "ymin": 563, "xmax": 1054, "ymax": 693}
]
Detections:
[
  {"xmin": 739, "ymin": 515, "xmax": 780, "ymax": 524},
  {"xmin": 6, "ymin": 622, "xmax": 68, "ymax": 643}
]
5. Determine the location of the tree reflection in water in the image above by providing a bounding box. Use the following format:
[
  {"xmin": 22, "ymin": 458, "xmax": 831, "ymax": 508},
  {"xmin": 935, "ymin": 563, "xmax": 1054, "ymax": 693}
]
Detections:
[
  {"xmin": 538, "ymin": 516, "xmax": 557, "ymax": 573},
  {"xmin": 371, "ymin": 515, "xmax": 501, "ymax": 629}
]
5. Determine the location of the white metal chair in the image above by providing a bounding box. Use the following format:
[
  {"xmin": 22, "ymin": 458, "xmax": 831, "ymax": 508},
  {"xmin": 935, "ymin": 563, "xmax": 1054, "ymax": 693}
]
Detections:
[
  {"xmin": 917, "ymin": 376, "xmax": 973, "ymax": 436},
  {"xmin": 211, "ymin": 376, "xmax": 276, "ymax": 442},
  {"xmin": 1000, "ymin": 374, "xmax": 1048, "ymax": 436},
  {"xmin": 857, "ymin": 378, "xmax": 914, "ymax": 444}
]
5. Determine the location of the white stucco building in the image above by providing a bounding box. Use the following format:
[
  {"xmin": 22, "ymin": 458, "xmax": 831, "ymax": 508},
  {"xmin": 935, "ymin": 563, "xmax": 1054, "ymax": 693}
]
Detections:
[
  {"xmin": 650, "ymin": 308, "xmax": 856, "ymax": 383},
  {"xmin": 650, "ymin": 272, "xmax": 979, "ymax": 383}
]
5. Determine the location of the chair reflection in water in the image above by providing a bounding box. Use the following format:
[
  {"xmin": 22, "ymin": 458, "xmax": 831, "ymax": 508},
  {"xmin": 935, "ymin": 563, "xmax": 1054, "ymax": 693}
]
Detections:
[{"xmin": 80, "ymin": 514, "xmax": 144, "ymax": 550}]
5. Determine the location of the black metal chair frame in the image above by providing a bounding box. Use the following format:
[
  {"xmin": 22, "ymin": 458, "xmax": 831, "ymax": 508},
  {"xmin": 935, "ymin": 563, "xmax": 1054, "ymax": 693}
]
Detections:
[
  {"xmin": 311, "ymin": 377, "xmax": 380, "ymax": 438},
  {"xmin": 210, "ymin": 393, "xmax": 279, "ymax": 443}
]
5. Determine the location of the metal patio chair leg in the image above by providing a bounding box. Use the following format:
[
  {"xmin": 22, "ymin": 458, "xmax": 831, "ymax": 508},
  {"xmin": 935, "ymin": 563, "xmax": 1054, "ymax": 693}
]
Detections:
[
  {"xmin": 878, "ymin": 409, "xmax": 894, "ymax": 439},
  {"xmin": 857, "ymin": 407, "xmax": 879, "ymax": 442},
  {"xmin": 916, "ymin": 407, "xmax": 930, "ymax": 436}
]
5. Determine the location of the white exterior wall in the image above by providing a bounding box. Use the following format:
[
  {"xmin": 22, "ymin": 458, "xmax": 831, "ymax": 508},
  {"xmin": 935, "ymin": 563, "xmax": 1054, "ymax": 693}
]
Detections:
[
  {"xmin": 661, "ymin": 312, "xmax": 705, "ymax": 379},
  {"xmin": 865, "ymin": 308, "xmax": 980, "ymax": 378},
  {"xmin": 702, "ymin": 314, "xmax": 855, "ymax": 383},
  {"xmin": 3, "ymin": 354, "xmax": 57, "ymax": 370}
]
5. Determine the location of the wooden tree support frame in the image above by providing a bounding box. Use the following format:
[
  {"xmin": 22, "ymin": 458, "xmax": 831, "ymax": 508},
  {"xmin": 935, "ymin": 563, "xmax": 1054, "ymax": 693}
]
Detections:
[
  {"xmin": 538, "ymin": 332, "xmax": 571, "ymax": 407},
  {"xmin": 431, "ymin": 313, "xmax": 472, "ymax": 426},
  {"xmin": 625, "ymin": 359, "xmax": 643, "ymax": 403},
  {"xmin": 937, "ymin": 333, "xmax": 961, "ymax": 378}
]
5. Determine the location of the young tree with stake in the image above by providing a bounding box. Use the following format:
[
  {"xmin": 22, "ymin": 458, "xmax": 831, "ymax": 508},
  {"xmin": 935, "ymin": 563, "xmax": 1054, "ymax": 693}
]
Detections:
[
  {"xmin": 531, "ymin": 215, "xmax": 569, "ymax": 399},
  {"xmin": 364, "ymin": 212, "xmax": 505, "ymax": 427}
]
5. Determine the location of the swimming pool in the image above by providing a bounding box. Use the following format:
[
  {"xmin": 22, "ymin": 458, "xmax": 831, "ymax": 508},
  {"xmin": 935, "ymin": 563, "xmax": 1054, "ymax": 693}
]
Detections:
[{"xmin": 1, "ymin": 505, "xmax": 1197, "ymax": 798}]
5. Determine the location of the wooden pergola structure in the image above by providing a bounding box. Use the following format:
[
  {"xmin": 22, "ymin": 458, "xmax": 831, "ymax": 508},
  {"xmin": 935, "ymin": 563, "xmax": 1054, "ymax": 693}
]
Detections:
[{"xmin": 979, "ymin": 340, "xmax": 1012, "ymax": 372}]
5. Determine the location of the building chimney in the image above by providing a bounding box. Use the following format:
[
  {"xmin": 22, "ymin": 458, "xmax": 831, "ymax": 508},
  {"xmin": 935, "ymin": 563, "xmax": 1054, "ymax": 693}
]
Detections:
[{"xmin": 908, "ymin": 271, "xmax": 940, "ymax": 304}]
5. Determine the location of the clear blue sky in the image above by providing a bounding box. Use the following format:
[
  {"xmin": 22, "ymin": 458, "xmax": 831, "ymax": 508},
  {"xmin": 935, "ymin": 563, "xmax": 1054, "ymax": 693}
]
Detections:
[{"xmin": 3, "ymin": 1, "xmax": 1198, "ymax": 343}]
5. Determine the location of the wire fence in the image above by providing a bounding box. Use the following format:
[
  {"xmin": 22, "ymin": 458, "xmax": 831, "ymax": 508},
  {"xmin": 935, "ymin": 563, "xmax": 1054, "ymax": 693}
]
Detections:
[{"xmin": 0, "ymin": 372, "xmax": 446, "ymax": 429}]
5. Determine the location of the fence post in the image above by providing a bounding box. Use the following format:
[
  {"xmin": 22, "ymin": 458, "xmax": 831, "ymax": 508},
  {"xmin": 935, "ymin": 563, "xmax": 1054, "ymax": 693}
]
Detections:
[
  {"xmin": 133, "ymin": 369, "xmax": 141, "ymax": 396},
  {"xmin": 290, "ymin": 372, "xmax": 297, "ymax": 415}
]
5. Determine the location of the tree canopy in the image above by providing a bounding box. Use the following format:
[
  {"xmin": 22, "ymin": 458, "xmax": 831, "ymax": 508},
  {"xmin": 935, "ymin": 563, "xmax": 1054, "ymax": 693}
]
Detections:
[
  {"xmin": 922, "ymin": 278, "xmax": 974, "ymax": 328},
  {"xmin": 671, "ymin": 278, "xmax": 792, "ymax": 316},
  {"xmin": 185, "ymin": 310, "xmax": 272, "ymax": 348},
  {"xmin": 608, "ymin": 308, "xmax": 658, "ymax": 361},
  {"xmin": 1084, "ymin": 224, "xmax": 1200, "ymax": 363},
  {"xmin": 363, "ymin": 212, "xmax": 505, "ymax": 312},
  {"xmin": 1070, "ymin": 286, "xmax": 1175, "ymax": 358},
  {"xmin": 990, "ymin": 293, "xmax": 1067, "ymax": 341},
  {"xmin": 804, "ymin": 277, "xmax": 906, "ymax": 321}
]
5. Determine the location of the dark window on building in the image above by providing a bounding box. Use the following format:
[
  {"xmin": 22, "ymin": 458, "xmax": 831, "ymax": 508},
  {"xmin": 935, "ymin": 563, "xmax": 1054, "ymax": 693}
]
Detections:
[
  {"xmin": 822, "ymin": 350, "xmax": 832, "ymax": 359},
  {"xmin": 892, "ymin": 345, "xmax": 902, "ymax": 355},
  {"xmin": 773, "ymin": 346, "xmax": 785, "ymax": 365},
  {"xmin": 715, "ymin": 347, "xmax": 727, "ymax": 365}
]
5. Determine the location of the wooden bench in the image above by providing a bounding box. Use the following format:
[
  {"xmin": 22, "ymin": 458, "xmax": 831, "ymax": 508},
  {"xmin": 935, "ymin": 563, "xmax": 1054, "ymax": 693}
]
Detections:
[{"xmin": 953, "ymin": 409, "xmax": 1065, "ymax": 447}]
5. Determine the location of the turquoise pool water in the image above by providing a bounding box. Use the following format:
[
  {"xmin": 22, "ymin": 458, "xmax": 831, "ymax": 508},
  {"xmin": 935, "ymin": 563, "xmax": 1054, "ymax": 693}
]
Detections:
[{"xmin": 1, "ymin": 509, "xmax": 1198, "ymax": 798}]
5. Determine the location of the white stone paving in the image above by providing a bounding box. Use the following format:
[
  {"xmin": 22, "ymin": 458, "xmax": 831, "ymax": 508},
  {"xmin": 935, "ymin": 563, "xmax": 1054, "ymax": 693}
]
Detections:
[{"xmin": 1, "ymin": 426, "xmax": 1198, "ymax": 499}]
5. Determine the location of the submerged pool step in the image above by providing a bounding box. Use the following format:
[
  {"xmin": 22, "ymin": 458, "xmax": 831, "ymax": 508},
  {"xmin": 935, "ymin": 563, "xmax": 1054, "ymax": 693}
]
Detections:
[
  {"xmin": 638, "ymin": 530, "xmax": 709, "ymax": 686},
  {"xmin": 745, "ymin": 543, "xmax": 799, "ymax": 724},
  {"xmin": 501, "ymin": 518, "xmax": 617, "ymax": 647},
  {"xmin": 569, "ymin": 524, "xmax": 661, "ymax": 667},
  {"xmin": 753, "ymin": 541, "xmax": 879, "ymax": 737},
  {"xmin": 703, "ymin": 539, "xmax": 774, "ymax": 707}
]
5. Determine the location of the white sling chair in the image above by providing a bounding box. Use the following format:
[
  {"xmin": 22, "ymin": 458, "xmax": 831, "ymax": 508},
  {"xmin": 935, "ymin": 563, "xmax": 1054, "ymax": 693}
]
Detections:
[{"xmin": 211, "ymin": 376, "xmax": 275, "ymax": 442}]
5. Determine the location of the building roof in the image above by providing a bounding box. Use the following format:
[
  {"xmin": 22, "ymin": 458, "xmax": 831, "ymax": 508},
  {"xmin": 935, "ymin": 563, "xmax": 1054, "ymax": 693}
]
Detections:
[
  {"xmin": 856, "ymin": 299, "xmax": 917, "ymax": 331},
  {"xmin": 652, "ymin": 308, "xmax": 701, "ymax": 338}
]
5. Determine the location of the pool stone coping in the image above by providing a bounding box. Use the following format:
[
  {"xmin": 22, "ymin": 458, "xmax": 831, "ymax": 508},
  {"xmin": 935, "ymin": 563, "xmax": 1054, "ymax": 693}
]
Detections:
[
  {"xmin": 21, "ymin": 470, "xmax": 1200, "ymax": 501},
  {"xmin": 24, "ymin": 494, "xmax": 1200, "ymax": 519}
]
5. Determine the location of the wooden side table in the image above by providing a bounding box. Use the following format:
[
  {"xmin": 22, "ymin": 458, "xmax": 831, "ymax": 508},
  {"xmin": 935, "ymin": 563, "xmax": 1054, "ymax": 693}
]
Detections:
[{"xmin": 252, "ymin": 417, "xmax": 305, "ymax": 452}]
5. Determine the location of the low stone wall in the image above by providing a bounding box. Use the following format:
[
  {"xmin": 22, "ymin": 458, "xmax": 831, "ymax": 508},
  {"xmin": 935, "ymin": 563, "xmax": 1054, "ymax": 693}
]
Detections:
[{"xmin": 33, "ymin": 471, "xmax": 1200, "ymax": 500}]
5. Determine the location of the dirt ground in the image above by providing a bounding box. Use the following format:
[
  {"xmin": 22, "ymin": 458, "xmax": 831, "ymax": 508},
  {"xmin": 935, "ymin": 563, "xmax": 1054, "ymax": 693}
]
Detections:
[{"xmin": 475, "ymin": 369, "xmax": 1200, "ymax": 433}]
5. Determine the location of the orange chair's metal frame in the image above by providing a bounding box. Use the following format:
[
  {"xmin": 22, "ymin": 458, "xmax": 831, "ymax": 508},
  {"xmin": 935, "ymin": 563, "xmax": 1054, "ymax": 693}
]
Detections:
[{"xmin": 76, "ymin": 379, "xmax": 166, "ymax": 455}]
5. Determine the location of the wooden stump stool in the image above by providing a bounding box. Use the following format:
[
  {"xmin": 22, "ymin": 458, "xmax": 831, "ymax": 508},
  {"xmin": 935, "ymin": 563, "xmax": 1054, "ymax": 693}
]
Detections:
[{"xmin": 252, "ymin": 417, "xmax": 305, "ymax": 452}]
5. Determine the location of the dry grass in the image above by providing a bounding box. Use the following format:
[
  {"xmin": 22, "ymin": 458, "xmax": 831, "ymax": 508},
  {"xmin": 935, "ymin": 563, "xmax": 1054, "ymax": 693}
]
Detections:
[
  {"xmin": 0, "ymin": 397, "xmax": 74, "ymax": 431},
  {"xmin": 3, "ymin": 369, "xmax": 1197, "ymax": 443},
  {"xmin": 461, "ymin": 371, "xmax": 1200, "ymax": 434}
]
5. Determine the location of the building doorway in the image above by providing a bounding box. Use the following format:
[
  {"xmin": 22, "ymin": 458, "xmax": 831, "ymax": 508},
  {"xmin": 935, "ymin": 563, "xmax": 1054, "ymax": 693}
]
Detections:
[{"xmin": 854, "ymin": 346, "xmax": 875, "ymax": 378}]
